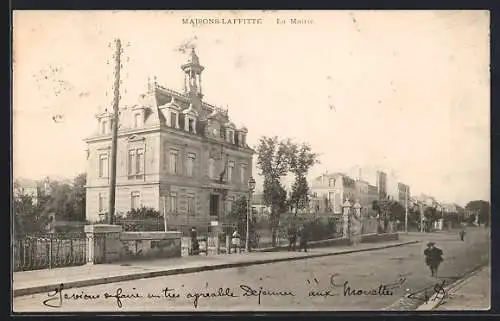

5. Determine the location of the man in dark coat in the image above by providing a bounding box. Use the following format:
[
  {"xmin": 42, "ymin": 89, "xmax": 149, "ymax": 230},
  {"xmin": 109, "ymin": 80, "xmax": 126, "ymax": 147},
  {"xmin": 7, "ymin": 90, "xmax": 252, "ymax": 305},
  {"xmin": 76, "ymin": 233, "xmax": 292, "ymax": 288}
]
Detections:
[
  {"xmin": 190, "ymin": 227, "xmax": 199, "ymax": 255},
  {"xmin": 287, "ymin": 225, "xmax": 297, "ymax": 251},
  {"xmin": 298, "ymin": 225, "xmax": 309, "ymax": 252},
  {"xmin": 424, "ymin": 242, "xmax": 443, "ymax": 277},
  {"xmin": 459, "ymin": 230, "xmax": 466, "ymax": 241}
]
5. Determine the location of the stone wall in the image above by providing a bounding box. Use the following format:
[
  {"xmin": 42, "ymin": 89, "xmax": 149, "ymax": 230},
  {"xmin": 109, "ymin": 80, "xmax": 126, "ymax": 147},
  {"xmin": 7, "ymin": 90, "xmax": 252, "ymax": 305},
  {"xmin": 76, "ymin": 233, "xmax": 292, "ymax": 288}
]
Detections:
[
  {"xmin": 120, "ymin": 231, "xmax": 181, "ymax": 260},
  {"xmin": 362, "ymin": 217, "xmax": 379, "ymax": 234},
  {"xmin": 85, "ymin": 225, "xmax": 181, "ymax": 264},
  {"xmin": 361, "ymin": 232, "xmax": 399, "ymax": 243}
]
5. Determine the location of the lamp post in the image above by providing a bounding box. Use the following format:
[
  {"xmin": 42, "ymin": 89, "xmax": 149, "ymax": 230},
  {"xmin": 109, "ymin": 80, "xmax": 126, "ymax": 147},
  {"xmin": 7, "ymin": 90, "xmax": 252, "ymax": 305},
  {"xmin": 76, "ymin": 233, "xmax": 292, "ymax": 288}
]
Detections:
[
  {"xmin": 342, "ymin": 198, "xmax": 352, "ymax": 241},
  {"xmin": 246, "ymin": 176, "xmax": 256, "ymax": 252},
  {"xmin": 352, "ymin": 200, "xmax": 361, "ymax": 244}
]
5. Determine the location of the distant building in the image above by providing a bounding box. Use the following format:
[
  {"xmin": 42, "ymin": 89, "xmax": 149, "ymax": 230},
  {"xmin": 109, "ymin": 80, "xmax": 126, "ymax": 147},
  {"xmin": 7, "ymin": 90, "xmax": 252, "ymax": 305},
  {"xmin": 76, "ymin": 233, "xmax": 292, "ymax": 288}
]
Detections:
[
  {"xmin": 310, "ymin": 172, "xmax": 357, "ymax": 214},
  {"xmin": 376, "ymin": 171, "xmax": 388, "ymax": 199},
  {"xmin": 354, "ymin": 179, "xmax": 379, "ymax": 216},
  {"xmin": 84, "ymin": 48, "xmax": 254, "ymax": 227},
  {"xmin": 13, "ymin": 178, "xmax": 38, "ymax": 205},
  {"xmin": 397, "ymin": 183, "xmax": 411, "ymax": 208}
]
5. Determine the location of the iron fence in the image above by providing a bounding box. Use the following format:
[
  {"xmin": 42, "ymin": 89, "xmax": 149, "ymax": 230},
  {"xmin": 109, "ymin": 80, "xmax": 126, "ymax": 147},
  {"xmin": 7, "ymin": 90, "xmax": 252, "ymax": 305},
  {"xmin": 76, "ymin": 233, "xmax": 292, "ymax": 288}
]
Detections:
[{"xmin": 13, "ymin": 232, "xmax": 87, "ymax": 271}]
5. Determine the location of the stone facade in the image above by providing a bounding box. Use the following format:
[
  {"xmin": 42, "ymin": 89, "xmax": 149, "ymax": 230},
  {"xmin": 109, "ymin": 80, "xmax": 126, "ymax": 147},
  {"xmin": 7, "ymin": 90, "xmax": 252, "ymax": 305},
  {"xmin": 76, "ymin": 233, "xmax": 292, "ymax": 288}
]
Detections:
[
  {"xmin": 376, "ymin": 171, "xmax": 388, "ymax": 199},
  {"xmin": 310, "ymin": 173, "xmax": 357, "ymax": 214},
  {"xmin": 84, "ymin": 48, "xmax": 254, "ymax": 229},
  {"xmin": 354, "ymin": 179, "xmax": 379, "ymax": 216}
]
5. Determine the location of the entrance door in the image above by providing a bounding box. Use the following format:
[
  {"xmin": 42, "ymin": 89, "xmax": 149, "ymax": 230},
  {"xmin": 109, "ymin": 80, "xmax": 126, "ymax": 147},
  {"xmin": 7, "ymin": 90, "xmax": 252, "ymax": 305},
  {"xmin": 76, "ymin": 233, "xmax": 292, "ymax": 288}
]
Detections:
[{"xmin": 210, "ymin": 194, "xmax": 219, "ymax": 218}]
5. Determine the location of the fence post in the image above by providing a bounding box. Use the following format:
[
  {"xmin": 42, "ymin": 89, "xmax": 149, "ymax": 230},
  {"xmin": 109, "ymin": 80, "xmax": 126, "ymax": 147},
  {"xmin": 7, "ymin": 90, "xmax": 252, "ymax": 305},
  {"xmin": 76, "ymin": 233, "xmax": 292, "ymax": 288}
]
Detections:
[
  {"xmin": 70, "ymin": 239, "xmax": 74, "ymax": 263},
  {"xmin": 49, "ymin": 233, "xmax": 53, "ymax": 269}
]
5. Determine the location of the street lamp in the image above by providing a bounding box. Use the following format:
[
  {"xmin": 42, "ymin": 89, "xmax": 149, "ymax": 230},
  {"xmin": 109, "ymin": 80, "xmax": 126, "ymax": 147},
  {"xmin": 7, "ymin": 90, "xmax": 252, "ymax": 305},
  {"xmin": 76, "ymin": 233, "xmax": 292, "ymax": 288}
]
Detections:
[
  {"xmin": 246, "ymin": 176, "xmax": 256, "ymax": 252},
  {"xmin": 342, "ymin": 198, "xmax": 352, "ymax": 241}
]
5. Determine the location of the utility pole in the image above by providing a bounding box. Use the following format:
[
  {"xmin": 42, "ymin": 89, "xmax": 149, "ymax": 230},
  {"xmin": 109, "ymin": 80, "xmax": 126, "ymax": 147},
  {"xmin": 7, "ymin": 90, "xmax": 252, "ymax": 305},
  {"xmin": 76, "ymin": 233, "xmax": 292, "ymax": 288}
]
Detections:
[
  {"xmin": 107, "ymin": 38, "xmax": 122, "ymax": 225},
  {"xmin": 404, "ymin": 186, "xmax": 408, "ymax": 233},
  {"xmin": 419, "ymin": 202, "xmax": 424, "ymax": 233}
]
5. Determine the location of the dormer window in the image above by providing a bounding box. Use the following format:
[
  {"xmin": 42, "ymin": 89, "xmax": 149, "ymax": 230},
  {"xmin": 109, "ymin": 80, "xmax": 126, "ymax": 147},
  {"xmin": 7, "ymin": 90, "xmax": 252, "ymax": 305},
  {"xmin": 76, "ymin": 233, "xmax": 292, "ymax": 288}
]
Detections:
[
  {"xmin": 133, "ymin": 113, "xmax": 142, "ymax": 128},
  {"xmin": 189, "ymin": 119, "xmax": 195, "ymax": 132},
  {"xmin": 182, "ymin": 104, "xmax": 198, "ymax": 134},
  {"xmin": 183, "ymin": 115, "xmax": 196, "ymax": 133},
  {"xmin": 160, "ymin": 96, "xmax": 181, "ymax": 129},
  {"xmin": 100, "ymin": 120, "xmax": 109, "ymax": 135},
  {"xmin": 226, "ymin": 129, "xmax": 234, "ymax": 144},
  {"xmin": 237, "ymin": 127, "xmax": 248, "ymax": 147},
  {"xmin": 170, "ymin": 111, "xmax": 179, "ymax": 129}
]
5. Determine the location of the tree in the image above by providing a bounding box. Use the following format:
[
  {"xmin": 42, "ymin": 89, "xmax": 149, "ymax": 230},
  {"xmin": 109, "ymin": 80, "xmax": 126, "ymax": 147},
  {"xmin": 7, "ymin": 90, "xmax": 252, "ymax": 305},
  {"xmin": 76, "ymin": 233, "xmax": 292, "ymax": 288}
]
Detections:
[
  {"xmin": 289, "ymin": 143, "xmax": 319, "ymax": 215},
  {"xmin": 124, "ymin": 206, "xmax": 161, "ymax": 219},
  {"xmin": 408, "ymin": 207, "xmax": 421, "ymax": 229},
  {"xmin": 388, "ymin": 201, "xmax": 405, "ymax": 222},
  {"xmin": 13, "ymin": 194, "xmax": 50, "ymax": 237},
  {"xmin": 117, "ymin": 206, "xmax": 162, "ymax": 231},
  {"xmin": 424, "ymin": 206, "xmax": 440, "ymax": 230},
  {"xmin": 256, "ymin": 136, "xmax": 293, "ymax": 246},
  {"xmin": 465, "ymin": 200, "xmax": 490, "ymax": 226},
  {"xmin": 227, "ymin": 196, "xmax": 257, "ymax": 244},
  {"xmin": 73, "ymin": 173, "xmax": 86, "ymax": 222},
  {"xmin": 372, "ymin": 199, "xmax": 404, "ymax": 232},
  {"xmin": 42, "ymin": 182, "xmax": 77, "ymax": 221}
]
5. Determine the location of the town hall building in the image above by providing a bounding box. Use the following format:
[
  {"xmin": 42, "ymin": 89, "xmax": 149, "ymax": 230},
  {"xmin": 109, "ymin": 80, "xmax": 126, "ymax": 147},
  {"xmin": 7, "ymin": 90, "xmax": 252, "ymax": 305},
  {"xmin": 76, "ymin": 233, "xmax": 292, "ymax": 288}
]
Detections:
[{"xmin": 84, "ymin": 48, "xmax": 254, "ymax": 230}]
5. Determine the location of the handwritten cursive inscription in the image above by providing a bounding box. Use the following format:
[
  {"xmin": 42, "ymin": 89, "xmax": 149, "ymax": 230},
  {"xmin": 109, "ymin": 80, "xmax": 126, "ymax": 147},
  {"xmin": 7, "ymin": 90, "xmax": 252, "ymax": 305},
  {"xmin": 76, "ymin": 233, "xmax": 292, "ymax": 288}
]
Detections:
[
  {"xmin": 406, "ymin": 279, "xmax": 448, "ymax": 304},
  {"xmin": 305, "ymin": 274, "xmax": 406, "ymax": 298},
  {"xmin": 41, "ymin": 274, "xmax": 410, "ymax": 309},
  {"xmin": 43, "ymin": 283, "xmax": 101, "ymax": 308},
  {"xmin": 343, "ymin": 281, "xmax": 394, "ymax": 296},
  {"xmin": 103, "ymin": 288, "xmax": 143, "ymax": 308},
  {"xmin": 186, "ymin": 287, "xmax": 238, "ymax": 308},
  {"xmin": 239, "ymin": 284, "xmax": 295, "ymax": 305}
]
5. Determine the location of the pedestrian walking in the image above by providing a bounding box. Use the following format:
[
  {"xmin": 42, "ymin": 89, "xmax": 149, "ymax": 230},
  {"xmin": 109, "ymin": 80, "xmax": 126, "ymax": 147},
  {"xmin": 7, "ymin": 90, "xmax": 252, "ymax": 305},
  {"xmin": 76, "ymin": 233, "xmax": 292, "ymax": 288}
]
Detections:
[
  {"xmin": 298, "ymin": 225, "xmax": 308, "ymax": 252},
  {"xmin": 424, "ymin": 242, "xmax": 444, "ymax": 277},
  {"xmin": 459, "ymin": 230, "xmax": 466, "ymax": 241},
  {"xmin": 231, "ymin": 230, "xmax": 241, "ymax": 253},
  {"xmin": 190, "ymin": 227, "xmax": 199, "ymax": 255},
  {"xmin": 287, "ymin": 224, "xmax": 297, "ymax": 251}
]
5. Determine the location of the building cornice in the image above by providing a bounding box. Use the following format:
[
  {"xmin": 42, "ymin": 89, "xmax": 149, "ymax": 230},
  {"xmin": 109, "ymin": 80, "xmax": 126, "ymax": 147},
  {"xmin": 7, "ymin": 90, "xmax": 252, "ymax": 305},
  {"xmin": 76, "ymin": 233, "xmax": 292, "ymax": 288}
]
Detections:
[{"xmin": 85, "ymin": 125, "xmax": 254, "ymax": 155}]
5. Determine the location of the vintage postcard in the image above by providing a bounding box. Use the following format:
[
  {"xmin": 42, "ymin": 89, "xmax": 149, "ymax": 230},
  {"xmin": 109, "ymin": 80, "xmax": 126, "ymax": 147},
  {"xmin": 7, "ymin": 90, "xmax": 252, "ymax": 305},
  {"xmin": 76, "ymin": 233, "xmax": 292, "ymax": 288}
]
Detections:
[{"xmin": 12, "ymin": 10, "xmax": 490, "ymax": 312}]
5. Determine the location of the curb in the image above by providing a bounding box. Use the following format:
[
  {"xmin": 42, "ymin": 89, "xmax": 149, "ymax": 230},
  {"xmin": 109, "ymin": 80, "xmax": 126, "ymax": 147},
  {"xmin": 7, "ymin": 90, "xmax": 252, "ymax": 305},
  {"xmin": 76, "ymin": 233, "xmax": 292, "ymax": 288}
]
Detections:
[
  {"xmin": 13, "ymin": 240, "xmax": 419, "ymax": 298},
  {"xmin": 415, "ymin": 264, "xmax": 488, "ymax": 311}
]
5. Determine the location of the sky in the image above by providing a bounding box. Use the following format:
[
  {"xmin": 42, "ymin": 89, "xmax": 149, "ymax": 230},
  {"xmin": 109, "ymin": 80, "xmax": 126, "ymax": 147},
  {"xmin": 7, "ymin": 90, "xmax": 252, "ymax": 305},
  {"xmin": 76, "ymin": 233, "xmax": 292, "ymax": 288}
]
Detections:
[{"xmin": 13, "ymin": 10, "xmax": 490, "ymax": 206}]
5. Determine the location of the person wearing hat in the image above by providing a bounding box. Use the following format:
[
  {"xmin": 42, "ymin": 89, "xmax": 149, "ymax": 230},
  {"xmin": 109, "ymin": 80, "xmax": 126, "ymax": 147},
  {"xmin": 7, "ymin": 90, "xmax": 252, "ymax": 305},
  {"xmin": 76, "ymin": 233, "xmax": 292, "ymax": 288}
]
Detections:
[
  {"xmin": 190, "ymin": 227, "xmax": 199, "ymax": 255},
  {"xmin": 424, "ymin": 242, "xmax": 443, "ymax": 277},
  {"xmin": 459, "ymin": 229, "xmax": 466, "ymax": 241}
]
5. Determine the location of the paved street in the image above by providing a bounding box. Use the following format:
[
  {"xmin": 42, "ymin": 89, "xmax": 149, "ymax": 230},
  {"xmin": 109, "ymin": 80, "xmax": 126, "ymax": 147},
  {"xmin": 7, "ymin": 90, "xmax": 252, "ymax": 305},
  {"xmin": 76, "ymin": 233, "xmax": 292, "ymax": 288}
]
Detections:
[
  {"xmin": 13, "ymin": 228, "xmax": 489, "ymax": 312},
  {"xmin": 435, "ymin": 265, "xmax": 490, "ymax": 310}
]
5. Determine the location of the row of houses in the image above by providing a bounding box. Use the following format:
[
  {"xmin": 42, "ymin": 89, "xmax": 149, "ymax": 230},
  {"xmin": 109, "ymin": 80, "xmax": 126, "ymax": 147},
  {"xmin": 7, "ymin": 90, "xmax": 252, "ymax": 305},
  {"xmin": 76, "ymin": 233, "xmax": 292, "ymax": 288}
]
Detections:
[{"xmin": 251, "ymin": 170, "xmax": 464, "ymax": 225}]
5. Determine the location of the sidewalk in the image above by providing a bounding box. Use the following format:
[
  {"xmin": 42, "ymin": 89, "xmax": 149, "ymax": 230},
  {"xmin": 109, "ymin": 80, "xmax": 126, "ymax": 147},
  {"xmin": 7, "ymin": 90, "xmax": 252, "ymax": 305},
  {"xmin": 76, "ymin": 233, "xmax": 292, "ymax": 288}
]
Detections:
[
  {"xmin": 13, "ymin": 237, "xmax": 419, "ymax": 297},
  {"xmin": 435, "ymin": 265, "xmax": 491, "ymax": 310}
]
